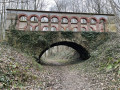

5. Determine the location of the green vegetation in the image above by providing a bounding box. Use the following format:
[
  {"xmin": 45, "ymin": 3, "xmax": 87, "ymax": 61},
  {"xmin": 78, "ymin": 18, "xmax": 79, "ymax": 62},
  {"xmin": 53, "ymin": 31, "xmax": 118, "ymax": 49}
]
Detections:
[
  {"xmin": 6, "ymin": 29, "xmax": 119, "ymax": 81},
  {"xmin": 89, "ymin": 34, "xmax": 120, "ymax": 76},
  {"xmin": 0, "ymin": 42, "xmax": 42, "ymax": 89},
  {"xmin": 7, "ymin": 30, "xmax": 54, "ymax": 57},
  {"xmin": 7, "ymin": 29, "xmax": 76, "ymax": 58},
  {"xmin": 0, "ymin": 59, "xmax": 38, "ymax": 89},
  {"xmin": 0, "ymin": 28, "xmax": 119, "ymax": 89},
  {"xmin": 81, "ymin": 31, "xmax": 100, "ymax": 41},
  {"xmin": 61, "ymin": 31, "xmax": 74, "ymax": 39},
  {"xmin": 81, "ymin": 32, "xmax": 111, "ymax": 50}
]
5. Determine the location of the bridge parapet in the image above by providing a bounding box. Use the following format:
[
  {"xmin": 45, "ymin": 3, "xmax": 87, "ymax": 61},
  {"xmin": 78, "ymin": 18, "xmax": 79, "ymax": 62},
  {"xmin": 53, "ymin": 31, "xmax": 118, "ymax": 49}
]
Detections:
[{"xmin": 6, "ymin": 9, "xmax": 116, "ymax": 32}]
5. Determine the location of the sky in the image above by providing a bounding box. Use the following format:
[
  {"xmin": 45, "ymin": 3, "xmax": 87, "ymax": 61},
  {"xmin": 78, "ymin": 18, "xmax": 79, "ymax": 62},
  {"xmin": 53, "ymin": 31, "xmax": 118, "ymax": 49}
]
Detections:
[{"xmin": 46, "ymin": 0, "xmax": 55, "ymax": 10}]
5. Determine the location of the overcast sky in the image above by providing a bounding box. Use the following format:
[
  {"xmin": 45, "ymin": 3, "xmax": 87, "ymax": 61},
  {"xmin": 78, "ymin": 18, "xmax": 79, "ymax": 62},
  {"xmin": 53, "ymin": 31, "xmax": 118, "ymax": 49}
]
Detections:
[{"xmin": 46, "ymin": 0, "xmax": 55, "ymax": 10}]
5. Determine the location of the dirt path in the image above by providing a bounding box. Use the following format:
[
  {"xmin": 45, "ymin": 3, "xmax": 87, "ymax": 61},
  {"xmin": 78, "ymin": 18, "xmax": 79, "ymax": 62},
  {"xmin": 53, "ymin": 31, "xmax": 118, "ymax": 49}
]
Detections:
[
  {"xmin": 40, "ymin": 66, "xmax": 99, "ymax": 90},
  {"xmin": 35, "ymin": 64, "xmax": 119, "ymax": 90},
  {"xmin": 42, "ymin": 65, "xmax": 91, "ymax": 90},
  {"xmin": 0, "ymin": 43, "xmax": 119, "ymax": 89},
  {"xmin": 59, "ymin": 66, "xmax": 91, "ymax": 90}
]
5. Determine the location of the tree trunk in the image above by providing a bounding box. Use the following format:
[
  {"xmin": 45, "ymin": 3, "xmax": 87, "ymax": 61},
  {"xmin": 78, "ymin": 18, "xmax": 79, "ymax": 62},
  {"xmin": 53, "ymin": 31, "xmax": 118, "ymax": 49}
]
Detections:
[{"xmin": 109, "ymin": 0, "xmax": 120, "ymax": 34}]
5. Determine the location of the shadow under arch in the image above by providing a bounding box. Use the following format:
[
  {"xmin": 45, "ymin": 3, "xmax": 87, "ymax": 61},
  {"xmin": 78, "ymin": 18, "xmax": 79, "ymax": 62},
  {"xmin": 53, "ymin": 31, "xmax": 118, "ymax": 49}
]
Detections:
[{"xmin": 38, "ymin": 41, "xmax": 90, "ymax": 65}]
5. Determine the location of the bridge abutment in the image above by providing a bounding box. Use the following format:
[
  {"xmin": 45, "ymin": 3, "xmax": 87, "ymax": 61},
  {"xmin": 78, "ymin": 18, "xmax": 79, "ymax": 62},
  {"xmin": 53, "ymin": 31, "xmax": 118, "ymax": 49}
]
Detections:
[{"xmin": 7, "ymin": 30, "xmax": 111, "ymax": 64}]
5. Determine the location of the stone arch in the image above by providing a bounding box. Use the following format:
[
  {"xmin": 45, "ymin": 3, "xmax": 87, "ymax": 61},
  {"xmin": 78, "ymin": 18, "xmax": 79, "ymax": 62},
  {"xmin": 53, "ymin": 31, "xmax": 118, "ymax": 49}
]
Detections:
[
  {"xmin": 89, "ymin": 17, "xmax": 98, "ymax": 24},
  {"xmin": 90, "ymin": 26, "xmax": 95, "ymax": 31},
  {"xmin": 51, "ymin": 25, "xmax": 58, "ymax": 31},
  {"xmin": 81, "ymin": 26, "xmax": 87, "ymax": 31},
  {"xmin": 17, "ymin": 14, "xmax": 28, "ymax": 30},
  {"xmin": 40, "ymin": 15, "xmax": 48, "ymax": 19},
  {"xmin": 72, "ymin": 27, "xmax": 79, "ymax": 32},
  {"xmin": 39, "ymin": 41, "xmax": 90, "ymax": 63},
  {"xmin": 61, "ymin": 16, "xmax": 70, "ymax": 22},
  {"xmin": 50, "ymin": 15, "xmax": 60, "ymax": 22},
  {"xmin": 99, "ymin": 17, "xmax": 107, "ymax": 23},
  {"xmin": 18, "ymin": 14, "xmax": 28, "ymax": 20},
  {"xmin": 41, "ymin": 25, "xmax": 49, "ymax": 31},
  {"xmin": 28, "ymin": 14, "xmax": 39, "ymax": 21},
  {"xmin": 80, "ymin": 17, "xmax": 89, "ymax": 23},
  {"xmin": 89, "ymin": 17, "xmax": 98, "ymax": 31},
  {"xmin": 71, "ymin": 16, "xmax": 80, "ymax": 23},
  {"xmin": 40, "ymin": 15, "xmax": 49, "ymax": 22}
]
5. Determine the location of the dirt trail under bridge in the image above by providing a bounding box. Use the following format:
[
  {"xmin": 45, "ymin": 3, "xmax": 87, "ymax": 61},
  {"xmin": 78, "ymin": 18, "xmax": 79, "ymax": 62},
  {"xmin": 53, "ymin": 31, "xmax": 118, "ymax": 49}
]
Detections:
[
  {"xmin": 36, "ymin": 64, "xmax": 119, "ymax": 90},
  {"xmin": 0, "ymin": 42, "xmax": 119, "ymax": 89},
  {"xmin": 41, "ymin": 65, "xmax": 91, "ymax": 90}
]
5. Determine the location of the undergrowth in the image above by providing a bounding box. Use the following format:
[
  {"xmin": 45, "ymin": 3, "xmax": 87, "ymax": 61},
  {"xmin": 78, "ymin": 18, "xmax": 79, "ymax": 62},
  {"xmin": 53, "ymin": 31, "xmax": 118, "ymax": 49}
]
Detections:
[
  {"xmin": 89, "ymin": 34, "xmax": 120, "ymax": 76},
  {"xmin": 0, "ymin": 62, "xmax": 38, "ymax": 89}
]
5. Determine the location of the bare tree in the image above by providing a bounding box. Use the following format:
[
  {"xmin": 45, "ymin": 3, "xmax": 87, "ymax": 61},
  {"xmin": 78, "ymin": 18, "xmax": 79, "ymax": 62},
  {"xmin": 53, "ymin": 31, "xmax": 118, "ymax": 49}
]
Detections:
[
  {"xmin": 109, "ymin": 0, "xmax": 120, "ymax": 34},
  {"xmin": 84, "ymin": 0, "xmax": 113, "ymax": 14},
  {"xmin": 68, "ymin": 0, "xmax": 83, "ymax": 12},
  {"xmin": 0, "ymin": 0, "xmax": 6, "ymax": 40},
  {"xmin": 36, "ymin": 0, "xmax": 49, "ymax": 10},
  {"xmin": 50, "ymin": 0, "xmax": 69, "ymax": 12},
  {"xmin": 50, "ymin": 0, "xmax": 113, "ymax": 14},
  {"xmin": 0, "ymin": 0, "xmax": 49, "ymax": 40}
]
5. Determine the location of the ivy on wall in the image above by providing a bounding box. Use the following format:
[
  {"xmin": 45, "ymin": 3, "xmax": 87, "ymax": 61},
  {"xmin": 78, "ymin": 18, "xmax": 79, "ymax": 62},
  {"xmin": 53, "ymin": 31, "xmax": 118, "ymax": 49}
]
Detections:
[
  {"xmin": 7, "ymin": 28, "xmax": 110, "ymax": 58},
  {"xmin": 81, "ymin": 32, "xmax": 109, "ymax": 50},
  {"xmin": 81, "ymin": 32, "xmax": 99, "ymax": 41},
  {"xmin": 61, "ymin": 31, "xmax": 74, "ymax": 39},
  {"xmin": 7, "ymin": 30, "xmax": 75, "ymax": 57}
]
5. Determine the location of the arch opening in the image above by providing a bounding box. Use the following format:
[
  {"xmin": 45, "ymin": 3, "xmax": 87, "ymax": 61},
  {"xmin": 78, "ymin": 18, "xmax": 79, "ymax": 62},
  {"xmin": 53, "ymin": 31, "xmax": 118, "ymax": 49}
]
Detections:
[
  {"xmin": 51, "ymin": 17, "xmax": 59, "ymax": 23},
  {"xmin": 51, "ymin": 26, "xmax": 57, "ymax": 31},
  {"xmin": 81, "ymin": 18, "xmax": 87, "ymax": 24},
  {"xmin": 71, "ymin": 18, "xmax": 78, "ymax": 24},
  {"xmin": 42, "ymin": 26, "xmax": 49, "ymax": 31},
  {"xmin": 90, "ymin": 18, "xmax": 97, "ymax": 24},
  {"xmin": 61, "ymin": 17, "xmax": 68, "ymax": 24},
  {"xmin": 39, "ymin": 41, "xmax": 90, "ymax": 65},
  {"xmin": 73, "ymin": 27, "xmax": 78, "ymax": 32},
  {"xmin": 41, "ymin": 17, "xmax": 48, "ymax": 22},
  {"xmin": 81, "ymin": 27, "xmax": 87, "ymax": 31},
  {"xmin": 30, "ymin": 16, "xmax": 38, "ymax": 22},
  {"xmin": 19, "ymin": 16, "xmax": 27, "ymax": 21},
  {"xmin": 35, "ymin": 26, "xmax": 39, "ymax": 31}
]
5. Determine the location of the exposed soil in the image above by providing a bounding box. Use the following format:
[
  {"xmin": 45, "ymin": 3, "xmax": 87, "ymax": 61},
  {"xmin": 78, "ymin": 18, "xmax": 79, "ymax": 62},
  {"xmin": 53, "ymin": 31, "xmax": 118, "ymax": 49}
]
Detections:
[
  {"xmin": 36, "ymin": 65, "xmax": 119, "ymax": 90},
  {"xmin": 0, "ymin": 41, "xmax": 120, "ymax": 89}
]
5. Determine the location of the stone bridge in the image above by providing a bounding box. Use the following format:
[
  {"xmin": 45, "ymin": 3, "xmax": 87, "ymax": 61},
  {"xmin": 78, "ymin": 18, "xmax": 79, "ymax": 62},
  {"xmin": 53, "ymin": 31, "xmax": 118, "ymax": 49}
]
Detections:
[
  {"xmin": 38, "ymin": 31, "xmax": 109, "ymax": 62},
  {"xmin": 38, "ymin": 31, "xmax": 91, "ymax": 61},
  {"xmin": 6, "ymin": 9, "xmax": 115, "ymax": 63},
  {"xmin": 8, "ymin": 31, "xmax": 108, "ymax": 63}
]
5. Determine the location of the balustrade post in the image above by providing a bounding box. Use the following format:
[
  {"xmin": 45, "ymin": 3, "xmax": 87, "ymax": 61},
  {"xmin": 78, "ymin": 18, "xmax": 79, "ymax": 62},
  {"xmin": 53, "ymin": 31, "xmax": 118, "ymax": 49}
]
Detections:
[
  {"xmin": 96, "ymin": 22, "xmax": 99, "ymax": 32},
  {"xmin": 87, "ymin": 21, "xmax": 90, "ymax": 31},
  {"xmin": 58, "ymin": 21, "xmax": 61, "ymax": 31},
  {"xmin": 27, "ymin": 20, "xmax": 30, "ymax": 31},
  {"xmin": 68, "ymin": 20, "xmax": 71, "ymax": 30},
  {"xmin": 78, "ymin": 21, "xmax": 81, "ymax": 31},
  {"xmin": 38, "ymin": 20, "xmax": 41, "ymax": 31}
]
